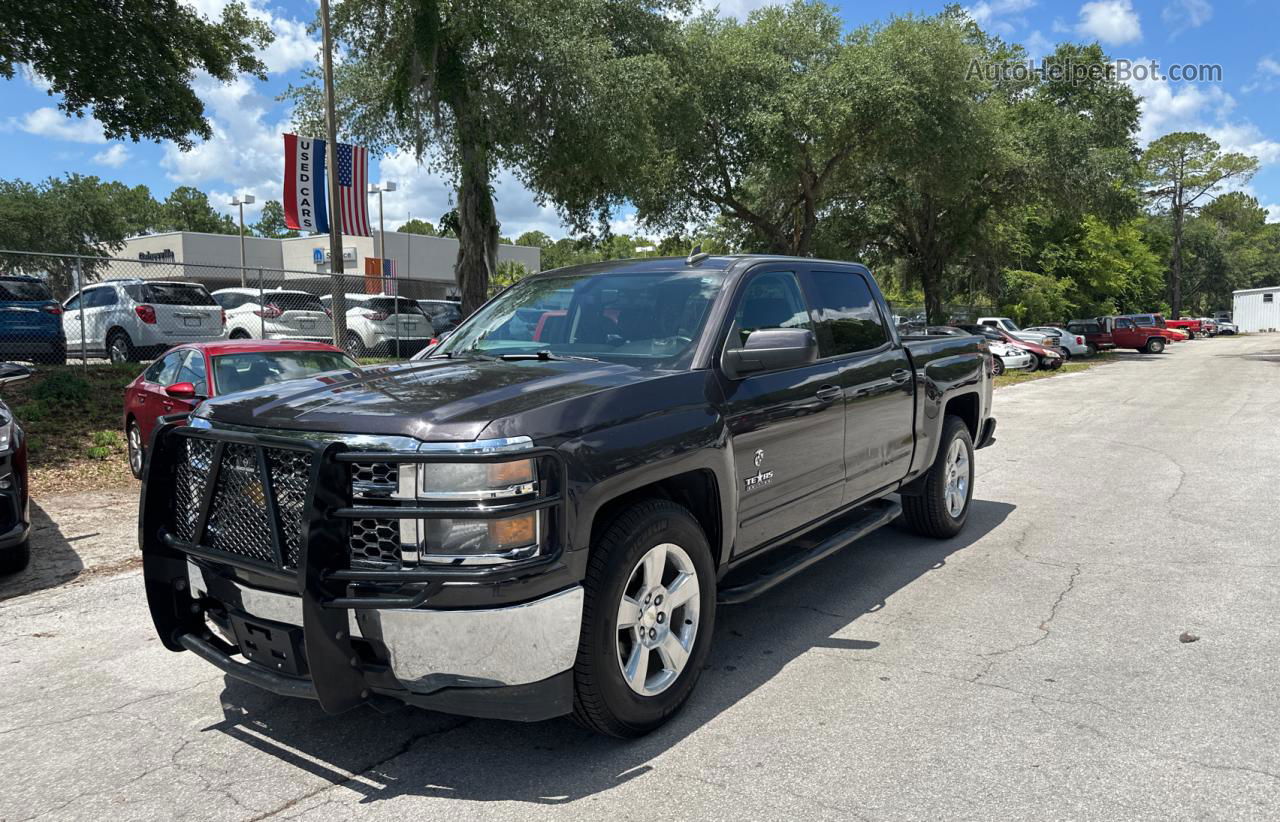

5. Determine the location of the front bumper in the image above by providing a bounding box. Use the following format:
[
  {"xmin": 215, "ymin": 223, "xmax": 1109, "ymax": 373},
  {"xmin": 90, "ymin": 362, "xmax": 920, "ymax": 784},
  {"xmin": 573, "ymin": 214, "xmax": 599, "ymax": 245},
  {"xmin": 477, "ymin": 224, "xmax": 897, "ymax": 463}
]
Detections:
[
  {"xmin": 140, "ymin": 420, "xmax": 577, "ymax": 720},
  {"xmin": 184, "ymin": 560, "xmax": 582, "ymax": 720}
]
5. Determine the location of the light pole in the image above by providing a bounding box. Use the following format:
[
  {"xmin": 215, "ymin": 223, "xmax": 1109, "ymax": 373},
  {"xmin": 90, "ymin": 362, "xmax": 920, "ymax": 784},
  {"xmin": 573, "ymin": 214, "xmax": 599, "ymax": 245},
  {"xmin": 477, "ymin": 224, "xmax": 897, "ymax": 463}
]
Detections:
[
  {"xmin": 230, "ymin": 194, "xmax": 255, "ymax": 287},
  {"xmin": 367, "ymin": 181, "xmax": 397, "ymax": 286}
]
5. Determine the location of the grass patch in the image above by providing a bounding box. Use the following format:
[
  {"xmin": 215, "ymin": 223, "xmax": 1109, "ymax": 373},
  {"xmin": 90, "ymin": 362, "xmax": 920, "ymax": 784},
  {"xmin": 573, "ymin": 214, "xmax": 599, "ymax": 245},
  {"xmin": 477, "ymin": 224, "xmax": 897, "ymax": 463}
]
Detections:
[
  {"xmin": 1, "ymin": 363, "xmax": 140, "ymax": 495},
  {"xmin": 995, "ymin": 352, "xmax": 1115, "ymax": 388}
]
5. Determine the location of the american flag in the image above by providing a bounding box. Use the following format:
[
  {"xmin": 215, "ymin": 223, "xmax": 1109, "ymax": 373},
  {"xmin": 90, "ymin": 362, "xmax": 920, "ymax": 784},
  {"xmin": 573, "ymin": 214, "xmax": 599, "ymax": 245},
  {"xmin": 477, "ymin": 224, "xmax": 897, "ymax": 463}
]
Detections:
[{"xmin": 334, "ymin": 142, "xmax": 371, "ymax": 236}]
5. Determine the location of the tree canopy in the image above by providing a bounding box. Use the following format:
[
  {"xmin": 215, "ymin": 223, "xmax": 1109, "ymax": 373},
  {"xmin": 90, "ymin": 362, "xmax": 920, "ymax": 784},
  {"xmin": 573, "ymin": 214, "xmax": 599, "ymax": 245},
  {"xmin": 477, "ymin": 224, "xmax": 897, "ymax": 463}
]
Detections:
[{"xmin": 1, "ymin": 1, "xmax": 271, "ymax": 147}]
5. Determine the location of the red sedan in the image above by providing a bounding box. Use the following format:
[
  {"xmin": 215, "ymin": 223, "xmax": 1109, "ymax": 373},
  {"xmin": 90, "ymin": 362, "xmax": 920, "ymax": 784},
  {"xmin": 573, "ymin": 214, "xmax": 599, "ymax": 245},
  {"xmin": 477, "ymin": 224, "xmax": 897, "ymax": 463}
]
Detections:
[{"xmin": 123, "ymin": 339, "xmax": 357, "ymax": 478}]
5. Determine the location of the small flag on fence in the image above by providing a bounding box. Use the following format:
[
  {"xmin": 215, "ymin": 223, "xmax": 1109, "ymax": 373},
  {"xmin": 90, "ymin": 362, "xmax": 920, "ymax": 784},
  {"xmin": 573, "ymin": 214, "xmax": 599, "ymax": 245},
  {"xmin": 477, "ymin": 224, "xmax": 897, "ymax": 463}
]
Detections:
[{"xmin": 283, "ymin": 134, "xmax": 371, "ymax": 236}]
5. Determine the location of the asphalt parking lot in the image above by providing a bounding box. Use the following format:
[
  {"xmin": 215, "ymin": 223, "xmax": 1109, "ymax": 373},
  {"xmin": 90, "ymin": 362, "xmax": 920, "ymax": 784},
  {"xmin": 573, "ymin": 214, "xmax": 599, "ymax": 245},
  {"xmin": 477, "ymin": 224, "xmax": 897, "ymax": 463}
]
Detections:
[{"xmin": 3, "ymin": 334, "xmax": 1279, "ymax": 821}]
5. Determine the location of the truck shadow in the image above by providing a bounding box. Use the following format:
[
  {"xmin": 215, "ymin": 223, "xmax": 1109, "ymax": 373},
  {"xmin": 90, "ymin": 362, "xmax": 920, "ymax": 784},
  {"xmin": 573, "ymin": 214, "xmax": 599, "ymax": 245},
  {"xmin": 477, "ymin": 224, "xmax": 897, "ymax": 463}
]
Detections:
[
  {"xmin": 0, "ymin": 500, "xmax": 84, "ymax": 602},
  {"xmin": 207, "ymin": 498, "xmax": 1014, "ymax": 807}
]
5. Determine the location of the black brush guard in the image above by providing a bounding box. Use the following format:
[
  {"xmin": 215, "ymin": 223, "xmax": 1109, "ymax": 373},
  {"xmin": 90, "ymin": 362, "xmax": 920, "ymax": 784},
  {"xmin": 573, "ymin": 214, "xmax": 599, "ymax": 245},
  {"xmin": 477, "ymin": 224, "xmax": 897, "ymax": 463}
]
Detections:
[{"xmin": 140, "ymin": 418, "xmax": 566, "ymax": 713}]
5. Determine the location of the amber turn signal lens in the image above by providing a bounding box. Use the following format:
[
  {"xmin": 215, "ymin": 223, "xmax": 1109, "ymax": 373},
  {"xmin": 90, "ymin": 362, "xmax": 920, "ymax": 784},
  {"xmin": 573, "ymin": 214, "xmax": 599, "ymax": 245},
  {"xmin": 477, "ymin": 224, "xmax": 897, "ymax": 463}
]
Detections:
[
  {"xmin": 488, "ymin": 513, "xmax": 537, "ymax": 548},
  {"xmin": 486, "ymin": 458, "xmax": 534, "ymax": 487}
]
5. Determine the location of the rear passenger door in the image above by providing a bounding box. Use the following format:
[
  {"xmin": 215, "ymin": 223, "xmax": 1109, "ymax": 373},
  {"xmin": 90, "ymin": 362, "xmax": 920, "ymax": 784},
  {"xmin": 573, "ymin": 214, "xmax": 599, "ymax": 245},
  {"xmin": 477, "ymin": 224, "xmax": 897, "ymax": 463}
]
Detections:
[
  {"xmin": 802, "ymin": 267, "xmax": 915, "ymax": 504},
  {"xmin": 719, "ymin": 267, "xmax": 847, "ymax": 556}
]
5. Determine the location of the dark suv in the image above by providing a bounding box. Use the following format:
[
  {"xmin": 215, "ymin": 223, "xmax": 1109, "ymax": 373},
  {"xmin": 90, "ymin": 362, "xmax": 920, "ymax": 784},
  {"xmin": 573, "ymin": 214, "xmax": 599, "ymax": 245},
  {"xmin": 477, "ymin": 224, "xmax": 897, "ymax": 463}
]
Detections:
[{"xmin": 0, "ymin": 276, "xmax": 66, "ymax": 364}]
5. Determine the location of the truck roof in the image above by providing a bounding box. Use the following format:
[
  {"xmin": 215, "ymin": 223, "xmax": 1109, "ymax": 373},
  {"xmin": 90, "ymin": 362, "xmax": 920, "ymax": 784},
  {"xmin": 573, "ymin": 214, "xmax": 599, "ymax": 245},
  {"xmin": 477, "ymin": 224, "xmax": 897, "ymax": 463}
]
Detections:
[{"xmin": 532, "ymin": 254, "xmax": 873, "ymax": 279}]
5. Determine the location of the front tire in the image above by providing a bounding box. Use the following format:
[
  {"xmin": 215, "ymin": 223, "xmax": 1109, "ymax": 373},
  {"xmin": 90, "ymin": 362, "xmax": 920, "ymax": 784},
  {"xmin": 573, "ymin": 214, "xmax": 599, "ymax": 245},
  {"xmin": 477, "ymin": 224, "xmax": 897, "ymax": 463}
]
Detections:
[
  {"xmin": 991, "ymin": 357, "xmax": 1005, "ymax": 377},
  {"xmin": 1145, "ymin": 337, "xmax": 1166, "ymax": 354},
  {"xmin": 901, "ymin": 416, "xmax": 974, "ymax": 539},
  {"xmin": 126, "ymin": 420, "xmax": 144, "ymax": 479},
  {"xmin": 572, "ymin": 499, "xmax": 715, "ymax": 738},
  {"xmin": 344, "ymin": 332, "xmax": 367, "ymax": 358}
]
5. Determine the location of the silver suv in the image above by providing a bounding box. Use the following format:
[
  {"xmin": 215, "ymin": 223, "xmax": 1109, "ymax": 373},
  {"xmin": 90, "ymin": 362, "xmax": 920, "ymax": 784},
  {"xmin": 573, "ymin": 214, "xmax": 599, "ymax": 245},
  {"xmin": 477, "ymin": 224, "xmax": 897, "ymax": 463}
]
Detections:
[{"xmin": 63, "ymin": 279, "xmax": 226, "ymax": 362}]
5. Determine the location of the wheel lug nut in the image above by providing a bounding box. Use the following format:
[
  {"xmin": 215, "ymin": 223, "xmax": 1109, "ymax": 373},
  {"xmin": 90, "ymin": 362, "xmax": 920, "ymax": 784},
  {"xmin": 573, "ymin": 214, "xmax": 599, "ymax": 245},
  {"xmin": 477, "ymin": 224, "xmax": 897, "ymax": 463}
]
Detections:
[
  {"xmin": 657, "ymin": 613, "xmax": 665, "ymax": 624},
  {"xmin": 655, "ymin": 595, "xmax": 663, "ymax": 605},
  {"xmin": 649, "ymin": 628, "xmax": 657, "ymax": 639}
]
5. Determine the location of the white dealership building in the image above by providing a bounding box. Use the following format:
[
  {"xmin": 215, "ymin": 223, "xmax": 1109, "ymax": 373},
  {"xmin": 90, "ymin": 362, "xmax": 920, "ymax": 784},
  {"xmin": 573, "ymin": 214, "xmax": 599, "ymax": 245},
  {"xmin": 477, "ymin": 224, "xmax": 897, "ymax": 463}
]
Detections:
[
  {"xmin": 112, "ymin": 230, "xmax": 541, "ymax": 300},
  {"xmin": 1231, "ymin": 285, "xmax": 1280, "ymax": 333}
]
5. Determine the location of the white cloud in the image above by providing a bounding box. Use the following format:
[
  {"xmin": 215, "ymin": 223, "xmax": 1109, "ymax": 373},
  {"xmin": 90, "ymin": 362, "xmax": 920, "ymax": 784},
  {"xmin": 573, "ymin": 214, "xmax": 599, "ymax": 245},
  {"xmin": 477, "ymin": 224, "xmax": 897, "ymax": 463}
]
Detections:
[
  {"xmin": 1265, "ymin": 204, "xmax": 1280, "ymax": 224},
  {"xmin": 1161, "ymin": 0, "xmax": 1211, "ymax": 37},
  {"xmin": 1075, "ymin": 0, "xmax": 1142, "ymax": 44},
  {"xmin": 374, "ymin": 152, "xmax": 567, "ymax": 239},
  {"xmin": 1243, "ymin": 56, "xmax": 1280, "ymax": 94},
  {"xmin": 183, "ymin": 0, "xmax": 317, "ymax": 75},
  {"xmin": 966, "ymin": 0, "xmax": 1036, "ymax": 36},
  {"xmin": 692, "ymin": 0, "xmax": 775, "ymax": 20},
  {"xmin": 161, "ymin": 75, "xmax": 288, "ymax": 221},
  {"xmin": 19, "ymin": 64, "xmax": 53, "ymax": 93},
  {"xmin": 1204, "ymin": 123, "xmax": 1280, "ymax": 165},
  {"xmin": 9, "ymin": 107, "xmax": 106, "ymax": 143},
  {"xmin": 92, "ymin": 144, "xmax": 131, "ymax": 167},
  {"xmin": 1024, "ymin": 29, "xmax": 1053, "ymax": 59}
]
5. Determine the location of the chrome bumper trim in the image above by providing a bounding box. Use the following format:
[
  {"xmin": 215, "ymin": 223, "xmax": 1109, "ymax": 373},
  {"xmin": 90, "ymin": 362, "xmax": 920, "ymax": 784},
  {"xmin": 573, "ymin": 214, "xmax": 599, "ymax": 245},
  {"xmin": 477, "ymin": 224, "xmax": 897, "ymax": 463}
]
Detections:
[{"xmin": 187, "ymin": 562, "xmax": 583, "ymax": 692}]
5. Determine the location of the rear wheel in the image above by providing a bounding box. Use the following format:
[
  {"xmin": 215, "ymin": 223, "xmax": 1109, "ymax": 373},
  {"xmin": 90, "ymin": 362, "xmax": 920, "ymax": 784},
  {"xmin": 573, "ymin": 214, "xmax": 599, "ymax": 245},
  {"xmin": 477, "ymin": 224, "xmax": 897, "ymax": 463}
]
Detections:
[
  {"xmin": 106, "ymin": 330, "xmax": 135, "ymax": 363},
  {"xmin": 901, "ymin": 416, "xmax": 974, "ymax": 539},
  {"xmin": 572, "ymin": 499, "xmax": 715, "ymax": 738},
  {"xmin": 1086, "ymin": 343, "xmax": 1098, "ymax": 357},
  {"xmin": 1059, "ymin": 348, "xmax": 1071, "ymax": 361},
  {"xmin": 1145, "ymin": 337, "xmax": 1166, "ymax": 354},
  {"xmin": 991, "ymin": 357, "xmax": 1005, "ymax": 377},
  {"xmin": 126, "ymin": 420, "xmax": 144, "ymax": 479},
  {"xmin": 229, "ymin": 329, "xmax": 252, "ymax": 340},
  {"xmin": 1186, "ymin": 330, "xmax": 1196, "ymax": 340}
]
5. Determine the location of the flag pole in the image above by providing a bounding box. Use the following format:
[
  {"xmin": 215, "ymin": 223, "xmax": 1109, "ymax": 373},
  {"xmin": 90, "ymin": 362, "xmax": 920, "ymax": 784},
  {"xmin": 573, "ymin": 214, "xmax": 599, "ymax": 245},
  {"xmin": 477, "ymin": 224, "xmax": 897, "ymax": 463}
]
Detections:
[{"xmin": 319, "ymin": 0, "xmax": 346, "ymax": 349}]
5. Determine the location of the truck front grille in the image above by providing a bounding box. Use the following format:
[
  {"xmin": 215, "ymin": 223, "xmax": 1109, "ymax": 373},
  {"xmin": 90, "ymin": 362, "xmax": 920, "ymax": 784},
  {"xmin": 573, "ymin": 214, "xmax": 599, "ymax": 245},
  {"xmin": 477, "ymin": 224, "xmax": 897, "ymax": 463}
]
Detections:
[{"xmin": 171, "ymin": 437, "xmax": 313, "ymax": 569}]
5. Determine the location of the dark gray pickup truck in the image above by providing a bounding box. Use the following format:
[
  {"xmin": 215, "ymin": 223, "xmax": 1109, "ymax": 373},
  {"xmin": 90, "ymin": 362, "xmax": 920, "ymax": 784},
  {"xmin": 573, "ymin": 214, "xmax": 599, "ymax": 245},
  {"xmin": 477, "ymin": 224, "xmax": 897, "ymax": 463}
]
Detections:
[{"xmin": 140, "ymin": 254, "xmax": 996, "ymax": 737}]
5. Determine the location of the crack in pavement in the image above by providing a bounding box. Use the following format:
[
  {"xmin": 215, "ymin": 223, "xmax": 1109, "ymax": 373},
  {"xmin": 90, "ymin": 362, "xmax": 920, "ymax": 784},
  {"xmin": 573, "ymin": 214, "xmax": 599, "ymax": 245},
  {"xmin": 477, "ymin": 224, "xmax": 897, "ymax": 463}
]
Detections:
[{"xmin": 972, "ymin": 563, "xmax": 1082, "ymax": 683}]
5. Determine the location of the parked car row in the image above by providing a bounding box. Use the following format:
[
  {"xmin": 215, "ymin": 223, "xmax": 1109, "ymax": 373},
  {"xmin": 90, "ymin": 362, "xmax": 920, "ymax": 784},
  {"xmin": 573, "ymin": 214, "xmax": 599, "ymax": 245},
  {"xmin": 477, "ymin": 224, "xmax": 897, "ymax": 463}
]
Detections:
[{"xmin": 0, "ymin": 274, "xmax": 468, "ymax": 365}]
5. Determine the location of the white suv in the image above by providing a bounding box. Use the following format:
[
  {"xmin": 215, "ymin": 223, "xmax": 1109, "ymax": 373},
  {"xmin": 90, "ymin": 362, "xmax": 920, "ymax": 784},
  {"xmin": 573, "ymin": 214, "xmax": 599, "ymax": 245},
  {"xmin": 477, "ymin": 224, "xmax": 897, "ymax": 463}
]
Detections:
[
  {"xmin": 321, "ymin": 293, "xmax": 433, "ymax": 358},
  {"xmin": 63, "ymin": 279, "xmax": 226, "ymax": 362},
  {"xmin": 213, "ymin": 288, "xmax": 334, "ymax": 343}
]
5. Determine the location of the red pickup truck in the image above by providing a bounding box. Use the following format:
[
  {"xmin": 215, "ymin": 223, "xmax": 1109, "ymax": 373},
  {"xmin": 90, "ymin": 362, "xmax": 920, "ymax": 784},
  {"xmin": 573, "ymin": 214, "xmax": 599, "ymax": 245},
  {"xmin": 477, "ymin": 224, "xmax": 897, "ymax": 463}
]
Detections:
[
  {"xmin": 1164, "ymin": 317, "xmax": 1203, "ymax": 339},
  {"xmin": 1101, "ymin": 315, "xmax": 1177, "ymax": 353}
]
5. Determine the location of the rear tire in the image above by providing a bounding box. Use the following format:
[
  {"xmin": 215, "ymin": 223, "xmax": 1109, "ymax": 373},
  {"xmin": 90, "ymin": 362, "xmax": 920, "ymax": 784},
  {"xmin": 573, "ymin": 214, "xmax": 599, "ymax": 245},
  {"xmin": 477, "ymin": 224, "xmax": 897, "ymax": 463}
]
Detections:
[
  {"xmin": 106, "ymin": 330, "xmax": 135, "ymax": 363},
  {"xmin": 0, "ymin": 540, "xmax": 30, "ymax": 575},
  {"xmin": 229, "ymin": 329, "xmax": 252, "ymax": 340},
  {"xmin": 991, "ymin": 357, "xmax": 1005, "ymax": 377},
  {"xmin": 1145, "ymin": 337, "xmax": 1166, "ymax": 354},
  {"xmin": 572, "ymin": 499, "xmax": 715, "ymax": 738},
  {"xmin": 901, "ymin": 416, "xmax": 974, "ymax": 539},
  {"xmin": 1086, "ymin": 343, "xmax": 1098, "ymax": 357}
]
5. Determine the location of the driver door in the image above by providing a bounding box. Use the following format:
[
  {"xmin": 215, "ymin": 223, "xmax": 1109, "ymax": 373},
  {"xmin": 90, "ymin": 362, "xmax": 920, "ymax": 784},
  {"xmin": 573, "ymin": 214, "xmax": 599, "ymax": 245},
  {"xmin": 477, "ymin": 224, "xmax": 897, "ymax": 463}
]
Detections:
[{"xmin": 718, "ymin": 267, "xmax": 846, "ymax": 557}]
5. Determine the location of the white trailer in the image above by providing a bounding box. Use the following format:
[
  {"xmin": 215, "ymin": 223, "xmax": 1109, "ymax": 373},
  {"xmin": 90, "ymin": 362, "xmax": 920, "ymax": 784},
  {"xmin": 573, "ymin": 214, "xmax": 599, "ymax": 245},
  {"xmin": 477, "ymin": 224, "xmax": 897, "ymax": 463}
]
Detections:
[{"xmin": 1232, "ymin": 286, "xmax": 1280, "ymax": 333}]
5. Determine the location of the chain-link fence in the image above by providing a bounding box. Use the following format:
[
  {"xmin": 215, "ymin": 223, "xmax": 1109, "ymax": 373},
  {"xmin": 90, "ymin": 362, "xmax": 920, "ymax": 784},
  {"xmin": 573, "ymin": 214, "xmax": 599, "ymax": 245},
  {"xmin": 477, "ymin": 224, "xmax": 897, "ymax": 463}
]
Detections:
[
  {"xmin": 0, "ymin": 250, "xmax": 462, "ymax": 368},
  {"xmin": 885, "ymin": 303, "xmax": 1002, "ymax": 329}
]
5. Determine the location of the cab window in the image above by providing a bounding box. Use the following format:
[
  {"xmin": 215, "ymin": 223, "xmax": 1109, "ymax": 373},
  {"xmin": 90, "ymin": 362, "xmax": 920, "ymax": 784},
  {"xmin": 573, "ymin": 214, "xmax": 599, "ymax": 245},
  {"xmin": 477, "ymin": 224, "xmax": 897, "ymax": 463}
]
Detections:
[
  {"xmin": 805, "ymin": 270, "xmax": 888, "ymax": 357},
  {"xmin": 1116, "ymin": 318, "xmax": 1134, "ymax": 330},
  {"xmin": 727, "ymin": 271, "xmax": 812, "ymax": 350}
]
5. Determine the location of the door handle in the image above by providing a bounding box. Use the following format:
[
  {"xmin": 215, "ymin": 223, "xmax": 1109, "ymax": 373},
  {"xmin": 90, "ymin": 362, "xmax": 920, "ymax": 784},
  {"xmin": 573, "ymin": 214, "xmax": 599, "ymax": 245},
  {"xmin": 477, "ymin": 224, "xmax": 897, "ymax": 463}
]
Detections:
[
  {"xmin": 890, "ymin": 369, "xmax": 911, "ymax": 384},
  {"xmin": 815, "ymin": 385, "xmax": 842, "ymax": 402}
]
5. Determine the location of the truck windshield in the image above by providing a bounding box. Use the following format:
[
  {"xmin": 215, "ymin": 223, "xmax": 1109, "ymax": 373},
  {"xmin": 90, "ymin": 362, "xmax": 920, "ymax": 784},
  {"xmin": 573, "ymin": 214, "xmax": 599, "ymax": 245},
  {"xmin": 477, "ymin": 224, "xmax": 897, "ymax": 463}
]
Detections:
[{"xmin": 435, "ymin": 269, "xmax": 727, "ymax": 369}]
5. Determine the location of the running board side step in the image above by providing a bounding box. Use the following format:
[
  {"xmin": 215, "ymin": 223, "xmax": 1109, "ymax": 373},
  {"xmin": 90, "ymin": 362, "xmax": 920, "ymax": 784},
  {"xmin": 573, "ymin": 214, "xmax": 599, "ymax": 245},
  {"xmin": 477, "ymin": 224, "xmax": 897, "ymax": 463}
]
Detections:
[{"xmin": 717, "ymin": 498, "xmax": 901, "ymax": 604}]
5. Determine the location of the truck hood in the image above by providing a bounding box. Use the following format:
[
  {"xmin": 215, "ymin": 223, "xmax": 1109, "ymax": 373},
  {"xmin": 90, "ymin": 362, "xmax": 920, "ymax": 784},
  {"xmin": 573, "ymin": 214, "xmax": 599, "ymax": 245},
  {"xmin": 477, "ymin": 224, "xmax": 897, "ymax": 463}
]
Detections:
[{"xmin": 193, "ymin": 356, "xmax": 655, "ymax": 442}]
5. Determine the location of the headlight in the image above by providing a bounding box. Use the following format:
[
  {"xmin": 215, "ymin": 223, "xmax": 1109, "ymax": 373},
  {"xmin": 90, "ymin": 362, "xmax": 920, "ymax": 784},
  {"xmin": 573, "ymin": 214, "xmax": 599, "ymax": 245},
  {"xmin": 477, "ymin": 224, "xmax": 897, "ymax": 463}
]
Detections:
[
  {"xmin": 399, "ymin": 456, "xmax": 542, "ymax": 564},
  {"xmin": 413, "ymin": 458, "xmax": 536, "ymax": 500}
]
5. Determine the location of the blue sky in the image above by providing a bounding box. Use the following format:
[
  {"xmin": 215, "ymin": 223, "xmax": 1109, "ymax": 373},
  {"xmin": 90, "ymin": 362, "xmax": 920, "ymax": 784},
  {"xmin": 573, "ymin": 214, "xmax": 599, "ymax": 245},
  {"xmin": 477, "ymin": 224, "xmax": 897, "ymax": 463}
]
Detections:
[{"xmin": 2, "ymin": 0, "xmax": 1278, "ymax": 237}]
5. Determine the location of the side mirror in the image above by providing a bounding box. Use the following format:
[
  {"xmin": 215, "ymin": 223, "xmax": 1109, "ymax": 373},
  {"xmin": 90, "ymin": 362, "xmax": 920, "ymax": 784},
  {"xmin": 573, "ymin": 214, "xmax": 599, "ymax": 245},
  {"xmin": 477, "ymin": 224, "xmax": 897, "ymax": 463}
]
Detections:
[
  {"xmin": 164, "ymin": 381, "xmax": 198, "ymax": 400},
  {"xmin": 722, "ymin": 328, "xmax": 817, "ymax": 378},
  {"xmin": 0, "ymin": 363, "xmax": 32, "ymax": 385}
]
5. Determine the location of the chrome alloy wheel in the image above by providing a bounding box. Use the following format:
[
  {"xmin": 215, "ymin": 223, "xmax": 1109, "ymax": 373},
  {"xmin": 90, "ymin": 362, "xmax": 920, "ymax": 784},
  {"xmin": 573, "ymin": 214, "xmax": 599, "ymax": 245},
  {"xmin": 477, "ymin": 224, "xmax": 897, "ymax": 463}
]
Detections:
[
  {"xmin": 127, "ymin": 424, "xmax": 143, "ymax": 476},
  {"xmin": 615, "ymin": 542, "xmax": 701, "ymax": 697},
  {"xmin": 944, "ymin": 438, "xmax": 970, "ymax": 518}
]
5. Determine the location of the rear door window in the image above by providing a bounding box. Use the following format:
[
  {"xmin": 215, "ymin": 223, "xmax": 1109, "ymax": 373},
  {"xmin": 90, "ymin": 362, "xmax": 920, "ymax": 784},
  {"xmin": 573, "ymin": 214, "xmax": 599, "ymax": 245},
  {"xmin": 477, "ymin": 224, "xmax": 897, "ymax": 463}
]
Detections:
[
  {"xmin": 804, "ymin": 270, "xmax": 889, "ymax": 357},
  {"xmin": 266, "ymin": 292, "xmax": 325, "ymax": 312},
  {"xmin": 146, "ymin": 350, "xmax": 184, "ymax": 385}
]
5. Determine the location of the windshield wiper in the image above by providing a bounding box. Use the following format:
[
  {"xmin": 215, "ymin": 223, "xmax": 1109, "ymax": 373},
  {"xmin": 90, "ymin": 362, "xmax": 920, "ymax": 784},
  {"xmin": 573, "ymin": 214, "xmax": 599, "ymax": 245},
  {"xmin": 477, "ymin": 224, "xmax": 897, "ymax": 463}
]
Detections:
[{"xmin": 496, "ymin": 350, "xmax": 599, "ymax": 362}]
